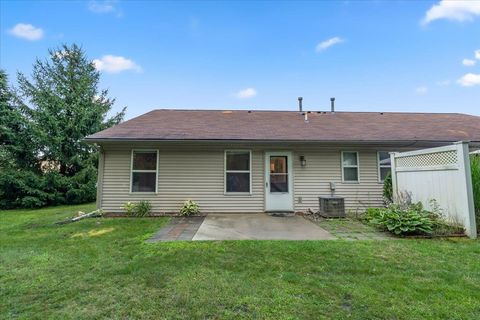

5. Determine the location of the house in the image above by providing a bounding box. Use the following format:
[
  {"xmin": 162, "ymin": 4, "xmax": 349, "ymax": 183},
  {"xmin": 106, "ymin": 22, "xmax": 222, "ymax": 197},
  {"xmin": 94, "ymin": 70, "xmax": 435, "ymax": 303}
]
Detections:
[{"xmin": 85, "ymin": 107, "xmax": 480, "ymax": 214}]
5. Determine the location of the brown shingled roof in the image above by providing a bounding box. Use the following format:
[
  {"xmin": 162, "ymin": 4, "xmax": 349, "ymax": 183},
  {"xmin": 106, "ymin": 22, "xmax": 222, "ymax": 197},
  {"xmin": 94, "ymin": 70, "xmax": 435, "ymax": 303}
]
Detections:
[{"xmin": 85, "ymin": 109, "xmax": 480, "ymax": 143}]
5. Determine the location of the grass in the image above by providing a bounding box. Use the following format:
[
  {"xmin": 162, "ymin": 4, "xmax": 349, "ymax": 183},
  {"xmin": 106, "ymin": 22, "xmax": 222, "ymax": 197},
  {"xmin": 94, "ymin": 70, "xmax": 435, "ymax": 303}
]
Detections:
[{"xmin": 1, "ymin": 205, "xmax": 480, "ymax": 319}]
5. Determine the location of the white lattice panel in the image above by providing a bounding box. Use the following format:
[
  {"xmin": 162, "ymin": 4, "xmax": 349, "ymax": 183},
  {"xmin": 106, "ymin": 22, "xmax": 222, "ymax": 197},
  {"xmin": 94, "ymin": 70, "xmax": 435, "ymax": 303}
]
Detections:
[
  {"xmin": 391, "ymin": 142, "xmax": 477, "ymax": 238},
  {"xmin": 396, "ymin": 150, "xmax": 457, "ymax": 168}
]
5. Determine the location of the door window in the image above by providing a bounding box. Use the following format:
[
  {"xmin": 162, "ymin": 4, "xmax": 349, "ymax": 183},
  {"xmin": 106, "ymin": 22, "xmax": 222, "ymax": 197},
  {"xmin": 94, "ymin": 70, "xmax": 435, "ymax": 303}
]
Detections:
[{"xmin": 270, "ymin": 156, "xmax": 288, "ymax": 192}]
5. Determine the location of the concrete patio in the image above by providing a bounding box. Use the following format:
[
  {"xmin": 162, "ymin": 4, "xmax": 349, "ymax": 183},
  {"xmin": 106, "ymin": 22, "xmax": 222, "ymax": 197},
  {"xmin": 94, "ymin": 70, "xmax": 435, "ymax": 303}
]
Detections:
[
  {"xmin": 146, "ymin": 213, "xmax": 335, "ymax": 241},
  {"xmin": 146, "ymin": 213, "xmax": 394, "ymax": 242},
  {"xmin": 193, "ymin": 213, "xmax": 335, "ymax": 241}
]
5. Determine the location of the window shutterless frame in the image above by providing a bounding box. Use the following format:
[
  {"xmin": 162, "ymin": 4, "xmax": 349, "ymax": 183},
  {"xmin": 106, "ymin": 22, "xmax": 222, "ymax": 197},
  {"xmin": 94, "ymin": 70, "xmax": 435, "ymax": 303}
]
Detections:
[
  {"xmin": 377, "ymin": 151, "xmax": 392, "ymax": 182},
  {"xmin": 341, "ymin": 151, "xmax": 360, "ymax": 183},
  {"xmin": 130, "ymin": 149, "xmax": 159, "ymax": 193},
  {"xmin": 224, "ymin": 150, "xmax": 252, "ymax": 195}
]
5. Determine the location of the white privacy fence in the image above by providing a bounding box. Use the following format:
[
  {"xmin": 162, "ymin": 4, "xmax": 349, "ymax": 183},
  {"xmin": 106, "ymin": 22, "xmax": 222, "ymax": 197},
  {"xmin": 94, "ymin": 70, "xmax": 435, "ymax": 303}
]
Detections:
[{"xmin": 390, "ymin": 142, "xmax": 477, "ymax": 238}]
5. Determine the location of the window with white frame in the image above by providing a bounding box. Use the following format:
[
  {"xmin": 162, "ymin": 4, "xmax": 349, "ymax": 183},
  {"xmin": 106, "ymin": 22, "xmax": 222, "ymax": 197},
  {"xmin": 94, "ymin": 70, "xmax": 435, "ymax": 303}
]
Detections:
[
  {"xmin": 225, "ymin": 150, "xmax": 251, "ymax": 193},
  {"xmin": 378, "ymin": 151, "xmax": 392, "ymax": 182},
  {"xmin": 131, "ymin": 150, "xmax": 158, "ymax": 192},
  {"xmin": 342, "ymin": 151, "xmax": 359, "ymax": 182}
]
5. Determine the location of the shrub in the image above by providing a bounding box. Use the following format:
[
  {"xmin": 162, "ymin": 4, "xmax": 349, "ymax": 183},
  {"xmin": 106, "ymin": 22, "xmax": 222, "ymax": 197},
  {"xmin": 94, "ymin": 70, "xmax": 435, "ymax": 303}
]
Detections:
[
  {"xmin": 19, "ymin": 196, "xmax": 46, "ymax": 208},
  {"xmin": 383, "ymin": 171, "xmax": 393, "ymax": 204},
  {"xmin": 364, "ymin": 207, "xmax": 383, "ymax": 221},
  {"xmin": 134, "ymin": 200, "xmax": 152, "ymax": 217},
  {"xmin": 471, "ymin": 155, "xmax": 480, "ymax": 230},
  {"xmin": 180, "ymin": 200, "xmax": 200, "ymax": 216},
  {"xmin": 0, "ymin": 169, "xmax": 48, "ymax": 209},
  {"xmin": 0, "ymin": 166, "xmax": 97, "ymax": 209},
  {"xmin": 122, "ymin": 202, "xmax": 136, "ymax": 216},
  {"xmin": 364, "ymin": 203, "xmax": 433, "ymax": 235},
  {"xmin": 65, "ymin": 166, "xmax": 97, "ymax": 204},
  {"xmin": 121, "ymin": 201, "xmax": 151, "ymax": 217}
]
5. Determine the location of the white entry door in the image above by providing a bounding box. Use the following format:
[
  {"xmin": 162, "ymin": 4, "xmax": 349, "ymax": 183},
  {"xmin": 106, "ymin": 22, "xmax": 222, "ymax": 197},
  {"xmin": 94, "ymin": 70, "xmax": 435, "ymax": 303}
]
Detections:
[{"xmin": 264, "ymin": 151, "xmax": 294, "ymax": 212}]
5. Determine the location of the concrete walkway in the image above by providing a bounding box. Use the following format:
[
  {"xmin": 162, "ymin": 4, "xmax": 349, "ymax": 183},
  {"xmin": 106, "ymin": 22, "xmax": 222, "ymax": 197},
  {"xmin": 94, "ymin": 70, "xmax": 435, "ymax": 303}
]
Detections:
[
  {"xmin": 146, "ymin": 216, "xmax": 204, "ymax": 242},
  {"xmin": 192, "ymin": 213, "xmax": 335, "ymax": 241}
]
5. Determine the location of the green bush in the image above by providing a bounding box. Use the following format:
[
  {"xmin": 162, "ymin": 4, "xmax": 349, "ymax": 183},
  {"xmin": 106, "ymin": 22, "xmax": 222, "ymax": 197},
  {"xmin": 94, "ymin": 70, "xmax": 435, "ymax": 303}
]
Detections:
[
  {"xmin": 0, "ymin": 169, "xmax": 48, "ymax": 209},
  {"xmin": 180, "ymin": 200, "xmax": 200, "ymax": 216},
  {"xmin": 0, "ymin": 167, "xmax": 97, "ymax": 209},
  {"xmin": 364, "ymin": 203, "xmax": 433, "ymax": 235},
  {"xmin": 122, "ymin": 201, "xmax": 152, "ymax": 217},
  {"xmin": 65, "ymin": 166, "xmax": 97, "ymax": 204},
  {"xmin": 122, "ymin": 202, "xmax": 136, "ymax": 216},
  {"xmin": 471, "ymin": 155, "xmax": 480, "ymax": 230},
  {"xmin": 134, "ymin": 200, "xmax": 152, "ymax": 217},
  {"xmin": 383, "ymin": 172, "xmax": 393, "ymax": 204}
]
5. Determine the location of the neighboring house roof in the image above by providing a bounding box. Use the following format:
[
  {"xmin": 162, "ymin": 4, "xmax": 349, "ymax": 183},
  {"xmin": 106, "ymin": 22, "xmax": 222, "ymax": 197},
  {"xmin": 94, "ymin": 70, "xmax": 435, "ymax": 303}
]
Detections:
[{"xmin": 86, "ymin": 109, "xmax": 480, "ymax": 144}]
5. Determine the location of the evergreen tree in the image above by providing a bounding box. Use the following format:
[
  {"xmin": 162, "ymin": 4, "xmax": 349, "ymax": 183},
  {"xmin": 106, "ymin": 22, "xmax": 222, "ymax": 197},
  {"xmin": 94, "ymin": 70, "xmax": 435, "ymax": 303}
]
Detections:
[
  {"xmin": 0, "ymin": 44, "xmax": 125, "ymax": 208},
  {"xmin": 17, "ymin": 44, "xmax": 125, "ymax": 176},
  {"xmin": 0, "ymin": 70, "xmax": 37, "ymax": 170}
]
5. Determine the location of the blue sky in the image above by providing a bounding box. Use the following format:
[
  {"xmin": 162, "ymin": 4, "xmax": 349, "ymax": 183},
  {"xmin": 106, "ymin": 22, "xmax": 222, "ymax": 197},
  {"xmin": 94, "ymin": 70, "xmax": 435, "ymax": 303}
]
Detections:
[{"xmin": 1, "ymin": 0, "xmax": 480, "ymax": 119}]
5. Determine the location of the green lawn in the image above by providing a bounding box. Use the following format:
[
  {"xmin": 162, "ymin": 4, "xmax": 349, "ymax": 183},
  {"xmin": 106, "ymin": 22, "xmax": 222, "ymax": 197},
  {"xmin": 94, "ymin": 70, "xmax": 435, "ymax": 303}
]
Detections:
[{"xmin": 1, "ymin": 205, "xmax": 480, "ymax": 319}]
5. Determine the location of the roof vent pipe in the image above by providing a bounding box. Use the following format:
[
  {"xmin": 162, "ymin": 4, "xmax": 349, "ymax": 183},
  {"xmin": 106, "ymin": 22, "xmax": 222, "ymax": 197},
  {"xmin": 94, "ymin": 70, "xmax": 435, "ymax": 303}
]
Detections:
[
  {"xmin": 330, "ymin": 97, "xmax": 335, "ymax": 113},
  {"xmin": 298, "ymin": 97, "xmax": 303, "ymax": 112}
]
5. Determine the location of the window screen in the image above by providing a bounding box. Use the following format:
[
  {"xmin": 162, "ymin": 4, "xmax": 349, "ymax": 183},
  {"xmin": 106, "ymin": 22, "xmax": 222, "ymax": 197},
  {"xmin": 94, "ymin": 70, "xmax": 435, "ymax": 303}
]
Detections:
[
  {"xmin": 131, "ymin": 151, "xmax": 157, "ymax": 192},
  {"xmin": 225, "ymin": 151, "xmax": 250, "ymax": 193}
]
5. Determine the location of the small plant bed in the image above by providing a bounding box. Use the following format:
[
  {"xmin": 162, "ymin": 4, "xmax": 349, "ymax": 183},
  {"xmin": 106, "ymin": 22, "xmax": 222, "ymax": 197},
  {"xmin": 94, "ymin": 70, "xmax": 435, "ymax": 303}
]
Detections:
[
  {"xmin": 111, "ymin": 200, "xmax": 205, "ymax": 218},
  {"xmin": 180, "ymin": 200, "xmax": 201, "ymax": 216},
  {"xmin": 364, "ymin": 202, "xmax": 465, "ymax": 238},
  {"xmin": 104, "ymin": 212, "xmax": 207, "ymax": 218},
  {"xmin": 122, "ymin": 200, "xmax": 152, "ymax": 217}
]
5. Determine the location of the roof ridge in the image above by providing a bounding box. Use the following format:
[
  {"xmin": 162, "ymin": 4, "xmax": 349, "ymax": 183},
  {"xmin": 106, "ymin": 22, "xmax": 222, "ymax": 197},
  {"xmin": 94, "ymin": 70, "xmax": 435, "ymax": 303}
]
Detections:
[{"xmin": 151, "ymin": 108, "xmax": 467, "ymax": 115}]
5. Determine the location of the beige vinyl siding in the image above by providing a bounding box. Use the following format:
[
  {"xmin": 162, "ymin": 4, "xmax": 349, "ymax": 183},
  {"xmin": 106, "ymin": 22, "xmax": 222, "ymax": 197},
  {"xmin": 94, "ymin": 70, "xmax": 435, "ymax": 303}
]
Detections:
[
  {"xmin": 101, "ymin": 144, "xmax": 264, "ymax": 213},
  {"xmin": 293, "ymin": 149, "xmax": 383, "ymax": 213},
  {"xmin": 99, "ymin": 142, "xmax": 397, "ymax": 213}
]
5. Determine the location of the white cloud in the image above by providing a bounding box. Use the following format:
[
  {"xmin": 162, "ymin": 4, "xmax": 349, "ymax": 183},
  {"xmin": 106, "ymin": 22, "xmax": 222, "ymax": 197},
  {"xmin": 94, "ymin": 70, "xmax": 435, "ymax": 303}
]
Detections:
[
  {"xmin": 475, "ymin": 49, "xmax": 480, "ymax": 60},
  {"xmin": 235, "ymin": 88, "xmax": 257, "ymax": 99},
  {"xmin": 462, "ymin": 58, "xmax": 477, "ymax": 66},
  {"xmin": 415, "ymin": 86, "xmax": 428, "ymax": 95},
  {"xmin": 458, "ymin": 73, "xmax": 480, "ymax": 87},
  {"xmin": 422, "ymin": 1, "xmax": 480, "ymax": 25},
  {"xmin": 315, "ymin": 37, "xmax": 344, "ymax": 52},
  {"xmin": 88, "ymin": 0, "xmax": 122, "ymax": 17},
  {"xmin": 93, "ymin": 55, "xmax": 142, "ymax": 73},
  {"xmin": 8, "ymin": 23, "xmax": 44, "ymax": 41}
]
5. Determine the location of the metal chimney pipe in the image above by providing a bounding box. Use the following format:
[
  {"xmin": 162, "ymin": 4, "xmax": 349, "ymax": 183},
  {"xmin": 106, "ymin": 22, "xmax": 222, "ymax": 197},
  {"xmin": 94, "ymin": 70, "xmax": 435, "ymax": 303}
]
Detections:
[
  {"xmin": 330, "ymin": 97, "xmax": 335, "ymax": 113},
  {"xmin": 298, "ymin": 97, "xmax": 303, "ymax": 112}
]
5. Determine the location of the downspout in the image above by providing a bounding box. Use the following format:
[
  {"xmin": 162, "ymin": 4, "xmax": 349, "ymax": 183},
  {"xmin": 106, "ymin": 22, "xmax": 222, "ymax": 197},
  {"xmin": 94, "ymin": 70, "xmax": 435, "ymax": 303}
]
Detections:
[{"xmin": 96, "ymin": 145, "xmax": 105, "ymax": 210}]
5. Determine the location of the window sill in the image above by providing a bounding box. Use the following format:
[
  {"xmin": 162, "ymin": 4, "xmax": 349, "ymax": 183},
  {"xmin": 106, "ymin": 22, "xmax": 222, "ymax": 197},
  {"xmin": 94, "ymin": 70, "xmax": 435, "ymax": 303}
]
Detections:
[
  {"xmin": 129, "ymin": 192, "xmax": 158, "ymax": 195},
  {"xmin": 224, "ymin": 192, "xmax": 252, "ymax": 196},
  {"xmin": 341, "ymin": 181, "xmax": 360, "ymax": 184}
]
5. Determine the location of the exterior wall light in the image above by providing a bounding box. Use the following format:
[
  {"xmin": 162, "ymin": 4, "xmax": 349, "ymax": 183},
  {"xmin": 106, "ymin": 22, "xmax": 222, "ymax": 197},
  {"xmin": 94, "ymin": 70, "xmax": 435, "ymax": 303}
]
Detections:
[{"xmin": 300, "ymin": 155, "xmax": 306, "ymax": 167}]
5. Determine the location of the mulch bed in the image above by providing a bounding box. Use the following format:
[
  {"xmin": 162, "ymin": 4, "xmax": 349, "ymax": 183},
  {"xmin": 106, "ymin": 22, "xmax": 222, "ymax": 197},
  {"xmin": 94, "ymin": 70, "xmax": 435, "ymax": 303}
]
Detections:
[{"xmin": 103, "ymin": 212, "xmax": 207, "ymax": 218}]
